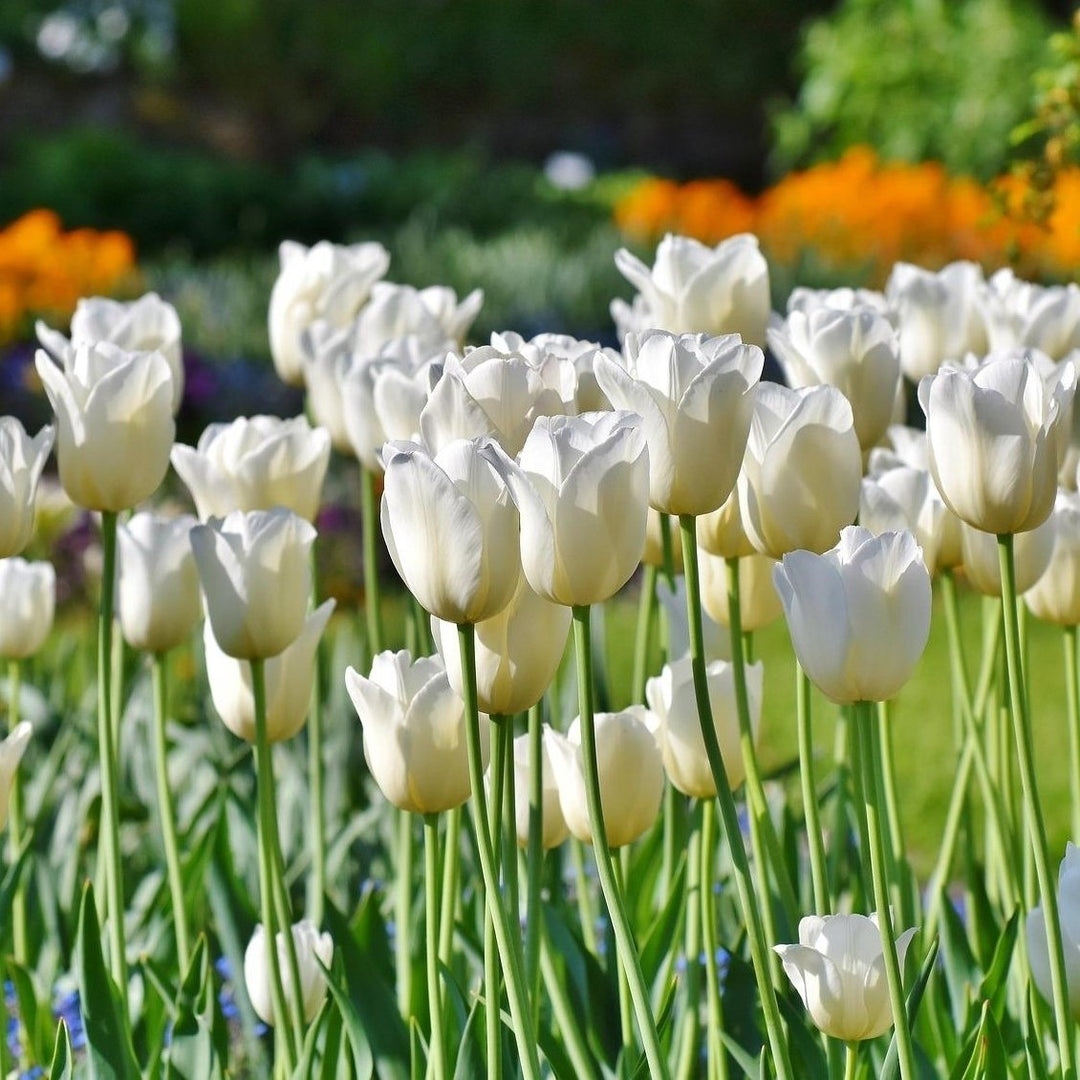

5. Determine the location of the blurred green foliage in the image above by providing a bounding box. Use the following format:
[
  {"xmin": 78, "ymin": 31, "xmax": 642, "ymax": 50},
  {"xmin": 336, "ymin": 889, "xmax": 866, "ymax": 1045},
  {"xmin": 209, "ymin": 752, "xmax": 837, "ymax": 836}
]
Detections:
[{"xmin": 771, "ymin": 0, "xmax": 1055, "ymax": 179}]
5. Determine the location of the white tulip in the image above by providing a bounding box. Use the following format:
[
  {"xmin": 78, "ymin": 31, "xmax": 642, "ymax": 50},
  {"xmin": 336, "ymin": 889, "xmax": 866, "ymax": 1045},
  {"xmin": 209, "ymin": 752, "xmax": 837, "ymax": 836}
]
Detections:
[
  {"xmin": 492, "ymin": 330, "xmax": 619, "ymax": 412},
  {"xmin": 0, "ymin": 559, "xmax": 54, "ymax": 659},
  {"xmin": 983, "ymin": 269, "xmax": 1080, "ymax": 360},
  {"xmin": 268, "ymin": 239, "xmax": 390, "ymax": 386},
  {"xmin": 1027, "ymin": 843, "xmax": 1080, "ymax": 1019},
  {"xmin": 785, "ymin": 286, "xmax": 893, "ymax": 321},
  {"xmin": 594, "ymin": 331, "xmax": 762, "ymax": 516},
  {"xmin": 960, "ymin": 519, "xmax": 1055, "ymax": 597},
  {"xmin": 697, "ymin": 487, "xmax": 755, "ymax": 560},
  {"xmin": 351, "ymin": 282, "xmax": 482, "ymax": 357},
  {"xmin": 643, "ymin": 506, "xmax": 685, "ymax": 571},
  {"xmin": 860, "ymin": 468, "xmax": 951, "ymax": 577},
  {"xmin": 190, "ymin": 508, "xmax": 315, "ymax": 660},
  {"xmin": 614, "ymin": 233, "xmax": 770, "ymax": 346},
  {"xmin": 656, "ymin": 576, "xmax": 731, "ymax": 663},
  {"xmin": 499, "ymin": 412, "xmax": 649, "ymax": 607},
  {"xmin": 0, "ymin": 417, "xmax": 54, "ymax": 557},
  {"xmin": 116, "ymin": 512, "xmax": 202, "ymax": 654},
  {"xmin": 510, "ymin": 727, "xmax": 569, "ymax": 850},
  {"xmin": 244, "ymin": 921, "xmax": 334, "ymax": 1026},
  {"xmin": 1026, "ymin": 492, "xmax": 1080, "ymax": 625},
  {"xmin": 738, "ymin": 382, "xmax": 862, "ymax": 558},
  {"xmin": 345, "ymin": 650, "xmax": 488, "ymax": 814},
  {"xmin": 35, "ymin": 344, "xmax": 174, "ymax": 512},
  {"xmin": 774, "ymin": 526, "xmax": 932, "ymax": 704},
  {"xmin": 206, "ymin": 600, "xmax": 334, "ymax": 743},
  {"xmin": 698, "ymin": 548, "xmax": 782, "ymax": 632},
  {"xmin": 171, "ymin": 415, "xmax": 332, "ymax": 523},
  {"xmin": 647, "ymin": 656, "xmax": 761, "ymax": 798},
  {"xmin": 380, "ymin": 437, "xmax": 520, "ymax": 624},
  {"xmin": 37, "ymin": 292, "xmax": 184, "ymax": 413},
  {"xmin": 769, "ymin": 308, "xmax": 900, "ymax": 452},
  {"xmin": 919, "ymin": 354, "xmax": 1075, "ymax": 535},
  {"xmin": 0, "ymin": 722, "xmax": 32, "ymax": 832},
  {"xmin": 547, "ymin": 708, "xmax": 665, "ymax": 849},
  {"xmin": 775, "ymin": 912, "xmax": 917, "ymax": 1041}
]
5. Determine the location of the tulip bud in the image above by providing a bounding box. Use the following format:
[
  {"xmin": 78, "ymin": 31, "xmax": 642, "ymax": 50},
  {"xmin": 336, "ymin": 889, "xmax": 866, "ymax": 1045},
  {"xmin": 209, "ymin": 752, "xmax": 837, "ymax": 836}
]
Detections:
[
  {"xmin": 510, "ymin": 727, "xmax": 569, "ymax": 850},
  {"xmin": 0, "ymin": 560, "xmax": 54, "ymax": 660},
  {"xmin": 116, "ymin": 512, "xmax": 202, "ymax": 654},
  {"xmin": 546, "ymin": 708, "xmax": 665, "ymax": 849},
  {"xmin": 206, "ymin": 600, "xmax": 334, "ymax": 743},
  {"xmin": 0, "ymin": 722, "xmax": 32, "ymax": 831},
  {"xmin": 960, "ymin": 519, "xmax": 1055, "ymax": 597},
  {"xmin": 244, "ymin": 921, "xmax": 333, "ymax": 1026},
  {"xmin": 1027, "ymin": 843, "xmax": 1080, "ymax": 1019},
  {"xmin": 346, "ymin": 651, "xmax": 488, "ymax": 814},
  {"xmin": 774, "ymin": 526, "xmax": 932, "ymax": 704},
  {"xmin": 1026, "ymin": 492, "xmax": 1080, "ymax": 625},
  {"xmin": 775, "ymin": 913, "xmax": 917, "ymax": 1041},
  {"xmin": 647, "ymin": 656, "xmax": 761, "ymax": 798},
  {"xmin": 0, "ymin": 418, "xmax": 54, "ymax": 558},
  {"xmin": 35, "ymin": 344, "xmax": 175, "ymax": 512},
  {"xmin": 190, "ymin": 509, "xmax": 315, "ymax": 660},
  {"xmin": 171, "ymin": 415, "xmax": 331, "ymax": 523}
]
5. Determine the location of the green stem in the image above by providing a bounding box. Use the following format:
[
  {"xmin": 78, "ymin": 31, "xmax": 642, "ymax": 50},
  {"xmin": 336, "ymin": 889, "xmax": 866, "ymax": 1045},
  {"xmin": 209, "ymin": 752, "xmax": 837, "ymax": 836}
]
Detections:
[
  {"xmin": 674, "ymin": 816, "xmax": 702, "ymax": 1080},
  {"xmin": 874, "ymin": 700, "xmax": 913, "ymax": 930},
  {"xmin": 539, "ymin": 929, "xmax": 599, "ymax": 1080},
  {"xmin": 571, "ymin": 606, "xmax": 669, "ymax": 1080},
  {"xmin": 395, "ymin": 811, "xmax": 415, "ymax": 1017},
  {"xmin": 855, "ymin": 703, "xmax": 915, "ymax": 1080},
  {"xmin": 631, "ymin": 564, "xmax": 659, "ymax": 707},
  {"xmin": 797, "ymin": 663, "xmax": 830, "ymax": 913},
  {"xmin": 571, "ymin": 840, "xmax": 599, "ymax": 955},
  {"xmin": 456, "ymin": 623, "xmax": 541, "ymax": 1080},
  {"xmin": 307, "ymin": 550, "xmax": 326, "ymax": 927},
  {"xmin": 251, "ymin": 658, "xmax": 297, "ymax": 1071},
  {"xmin": 485, "ymin": 717, "xmax": 509, "ymax": 1080},
  {"xmin": 361, "ymin": 466, "xmax": 383, "ymax": 655},
  {"xmin": 998, "ymin": 534, "xmax": 1076, "ymax": 1079},
  {"xmin": 7, "ymin": 660, "xmax": 26, "ymax": 967},
  {"xmin": 424, "ymin": 815, "xmax": 447, "ymax": 1080},
  {"xmin": 678, "ymin": 517, "xmax": 792, "ymax": 1080},
  {"xmin": 151, "ymin": 655, "xmax": 190, "ymax": 971},
  {"xmin": 503, "ymin": 722, "xmax": 520, "ymax": 939},
  {"xmin": 438, "ymin": 807, "xmax": 460, "ymax": 967},
  {"xmin": 96, "ymin": 511, "xmax": 127, "ymax": 991},
  {"xmin": 659, "ymin": 512, "xmax": 677, "ymax": 588},
  {"xmin": 1066, "ymin": 626, "xmax": 1080, "ymax": 843},
  {"xmin": 700, "ymin": 801, "xmax": 726, "ymax": 1080},
  {"xmin": 614, "ymin": 850, "xmax": 635, "ymax": 1062},
  {"xmin": 524, "ymin": 702, "xmax": 544, "ymax": 1008},
  {"xmin": 844, "ymin": 1041, "xmax": 859, "ymax": 1080}
]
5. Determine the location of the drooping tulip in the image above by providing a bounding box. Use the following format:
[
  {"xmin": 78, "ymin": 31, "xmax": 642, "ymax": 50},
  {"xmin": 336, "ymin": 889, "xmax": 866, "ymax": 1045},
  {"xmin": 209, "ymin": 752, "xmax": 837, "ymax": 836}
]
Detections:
[
  {"xmin": 35, "ymin": 344, "xmax": 174, "ymax": 512},
  {"xmin": 0, "ymin": 722, "xmax": 32, "ymax": 831},
  {"xmin": 244, "ymin": 920, "xmax": 334, "ymax": 1026},
  {"xmin": 0, "ymin": 560, "xmax": 54, "ymax": 659},
  {"xmin": 775, "ymin": 913, "xmax": 917, "ymax": 1041},
  {"xmin": 345, "ymin": 650, "xmax": 488, "ymax": 814},
  {"xmin": 0, "ymin": 418, "xmax": 54, "ymax": 558},
  {"xmin": 1026, "ymin": 492, "xmax": 1080, "ymax": 625},
  {"xmin": 510, "ymin": 727, "xmax": 569, "ymax": 850},
  {"xmin": 190, "ymin": 508, "xmax": 315, "ymax": 660},
  {"xmin": 773, "ymin": 526, "xmax": 932, "ymax": 704},
  {"xmin": 206, "ymin": 600, "xmax": 335, "ymax": 743},
  {"xmin": 594, "ymin": 330, "xmax": 762, "ymax": 516}
]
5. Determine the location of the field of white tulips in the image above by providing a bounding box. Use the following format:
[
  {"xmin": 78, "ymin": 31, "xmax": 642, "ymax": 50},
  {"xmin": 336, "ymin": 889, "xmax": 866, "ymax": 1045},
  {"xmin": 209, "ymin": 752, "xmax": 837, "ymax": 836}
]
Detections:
[{"xmin": 4, "ymin": 232, "xmax": 1080, "ymax": 1079}]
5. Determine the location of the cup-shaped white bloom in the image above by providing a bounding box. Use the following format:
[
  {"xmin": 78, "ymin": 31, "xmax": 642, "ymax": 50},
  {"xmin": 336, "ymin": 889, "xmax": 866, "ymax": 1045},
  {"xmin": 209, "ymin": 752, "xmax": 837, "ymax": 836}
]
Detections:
[
  {"xmin": 352, "ymin": 282, "xmax": 483, "ymax": 358},
  {"xmin": 171, "ymin": 415, "xmax": 331, "ymax": 523},
  {"xmin": 244, "ymin": 920, "xmax": 334, "ymax": 1026},
  {"xmin": 643, "ymin": 506, "xmax": 685, "ymax": 570},
  {"xmin": 647, "ymin": 655, "xmax": 761, "ymax": 798},
  {"xmin": 775, "ymin": 913, "xmax": 917, "ymax": 1042},
  {"xmin": 116, "ymin": 512, "xmax": 202, "ymax": 654},
  {"xmin": 867, "ymin": 424, "xmax": 931, "ymax": 475},
  {"xmin": 431, "ymin": 568, "xmax": 571, "ymax": 715},
  {"xmin": 381, "ymin": 438, "xmax": 519, "ymax": 624},
  {"xmin": 35, "ymin": 344, "xmax": 174, "ymax": 512},
  {"xmin": 656, "ymin": 577, "xmax": 731, "ymax": 663},
  {"xmin": 885, "ymin": 260, "xmax": 988, "ymax": 381},
  {"xmin": 421, "ymin": 347, "xmax": 563, "ymax": 457},
  {"xmin": 960, "ymin": 519, "xmax": 1055, "ymax": 597},
  {"xmin": 769, "ymin": 308, "xmax": 900, "ymax": 452},
  {"xmin": 0, "ymin": 418, "xmax": 54, "ymax": 557},
  {"xmin": 190, "ymin": 509, "xmax": 315, "ymax": 660},
  {"xmin": 774, "ymin": 526, "xmax": 932, "ymax": 704},
  {"xmin": 738, "ymin": 383, "xmax": 862, "ymax": 558},
  {"xmin": 983, "ymin": 269, "xmax": 1080, "ymax": 360},
  {"xmin": 698, "ymin": 548, "xmax": 782, "ymax": 632},
  {"xmin": 1026, "ymin": 492, "xmax": 1080, "ymax": 624},
  {"xmin": 0, "ymin": 559, "xmax": 54, "ymax": 660},
  {"xmin": 698, "ymin": 487, "xmax": 756, "ymax": 560},
  {"xmin": 38, "ymin": 293, "xmax": 185, "ymax": 412},
  {"xmin": 510, "ymin": 727, "xmax": 569, "ymax": 850},
  {"xmin": 860, "ymin": 468, "xmax": 950, "ymax": 577},
  {"xmin": 547, "ymin": 708, "xmax": 665, "ymax": 849},
  {"xmin": 492, "ymin": 330, "xmax": 619, "ymax": 412},
  {"xmin": 345, "ymin": 650, "xmax": 488, "ymax": 814},
  {"xmin": 0, "ymin": 722, "xmax": 32, "ymax": 831},
  {"xmin": 614, "ymin": 233, "xmax": 770, "ymax": 346},
  {"xmin": 594, "ymin": 331, "xmax": 762, "ymax": 515},
  {"xmin": 500, "ymin": 412, "xmax": 649, "ymax": 607},
  {"xmin": 786, "ymin": 286, "xmax": 893, "ymax": 321},
  {"xmin": 268, "ymin": 240, "xmax": 390, "ymax": 386},
  {"xmin": 1027, "ymin": 843, "xmax": 1080, "ymax": 1018},
  {"xmin": 919, "ymin": 354, "xmax": 1075, "ymax": 535}
]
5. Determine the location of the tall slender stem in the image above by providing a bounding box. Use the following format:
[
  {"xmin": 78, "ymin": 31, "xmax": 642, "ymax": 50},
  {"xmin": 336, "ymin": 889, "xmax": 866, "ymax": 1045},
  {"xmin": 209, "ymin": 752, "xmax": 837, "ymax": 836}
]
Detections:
[
  {"xmin": 674, "ymin": 817, "xmax": 702, "ymax": 1080},
  {"xmin": 307, "ymin": 550, "xmax": 326, "ymax": 926},
  {"xmin": 632, "ymin": 564, "xmax": 659, "ymax": 707},
  {"xmin": 438, "ymin": 806, "xmax": 461, "ymax": 967},
  {"xmin": 360, "ymin": 466, "xmax": 383, "ymax": 654},
  {"xmin": 1066, "ymin": 626, "xmax": 1080, "ymax": 842},
  {"xmin": 571, "ymin": 606, "xmax": 669, "ymax": 1080},
  {"xmin": 395, "ymin": 811, "xmax": 414, "ymax": 1017},
  {"xmin": 7, "ymin": 660, "xmax": 27, "ymax": 966},
  {"xmin": 524, "ymin": 702, "xmax": 544, "ymax": 1006},
  {"xmin": 96, "ymin": 511, "xmax": 126, "ymax": 990},
  {"xmin": 844, "ymin": 1042, "xmax": 859, "ymax": 1080},
  {"xmin": 855, "ymin": 704, "xmax": 915, "ymax": 1080},
  {"xmin": 700, "ymin": 801, "xmax": 726, "ymax": 1080},
  {"xmin": 151, "ymin": 654, "xmax": 190, "ymax": 970},
  {"xmin": 614, "ymin": 851, "xmax": 635, "ymax": 1061},
  {"xmin": 678, "ymin": 517, "xmax": 792, "ymax": 1080},
  {"xmin": 875, "ymin": 700, "xmax": 914, "ymax": 930},
  {"xmin": 456, "ymin": 623, "xmax": 541, "ymax": 1080},
  {"xmin": 797, "ymin": 663, "xmax": 830, "ymax": 913},
  {"xmin": 998, "ymin": 534, "xmax": 1076, "ymax": 1079},
  {"xmin": 423, "ymin": 815, "xmax": 447, "ymax": 1080},
  {"xmin": 539, "ymin": 931, "xmax": 599, "ymax": 1080},
  {"xmin": 485, "ymin": 717, "xmax": 509, "ymax": 1080}
]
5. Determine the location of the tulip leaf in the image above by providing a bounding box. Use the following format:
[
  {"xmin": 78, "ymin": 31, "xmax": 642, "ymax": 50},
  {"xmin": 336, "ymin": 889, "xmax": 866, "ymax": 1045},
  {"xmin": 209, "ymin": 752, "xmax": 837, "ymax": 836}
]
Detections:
[
  {"xmin": 165, "ymin": 936, "xmax": 225, "ymax": 1080},
  {"xmin": 716, "ymin": 1028, "xmax": 762, "ymax": 1079},
  {"xmin": 1023, "ymin": 991, "xmax": 1050, "ymax": 1080},
  {"xmin": 48, "ymin": 1019, "xmax": 74, "ymax": 1080},
  {"xmin": 628, "ymin": 977, "xmax": 678, "ymax": 1080},
  {"xmin": 0, "ymin": 838, "xmax": 33, "ymax": 936},
  {"xmin": 318, "ymin": 992, "xmax": 345, "ymax": 1080},
  {"xmin": 957, "ymin": 1001, "xmax": 1009, "ymax": 1080},
  {"xmin": 451, "ymin": 998, "xmax": 484, "ymax": 1080},
  {"xmin": 938, "ymin": 888, "xmax": 978, "ymax": 1030},
  {"xmin": 638, "ymin": 858, "xmax": 688, "ymax": 991},
  {"xmin": 409, "ymin": 1017, "xmax": 426, "ymax": 1080},
  {"xmin": 775, "ymin": 983, "xmax": 828, "ymax": 1079},
  {"xmin": 7, "ymin": 957, "xmax": 48, "ymax": 1065},
  {"xmin": 881, "ymin": 935, "xmax": 940, "ymax": 1080},
  {"xmin": 975, "ymin": 909, "xmax": 1019, "ymax": 1018},
  {"xmin": 292, "ymin": 995, "xmax": 332, "ymax": 1080},
  {"xmin": 75, "ymin": 882, "xmax": 141, "ymax": 1080},
  {"xmin": 317, "ymin": 951, "xmax": 376, "ymax": 1080}
]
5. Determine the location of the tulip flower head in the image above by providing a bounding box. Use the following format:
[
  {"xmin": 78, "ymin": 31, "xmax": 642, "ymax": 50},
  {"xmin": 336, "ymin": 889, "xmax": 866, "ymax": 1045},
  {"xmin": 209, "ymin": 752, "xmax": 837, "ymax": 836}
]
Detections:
[
  {"xmin": 0, "ymin": 559, "xmax": 54, "ymax": 660},
  {"xmin": 774, "ymin": 526, "xmax": 932, "ymax": 705},
  {"xmin": 775, "ymin": 912, "xmax": 917, "ymax": 1042},
  {"xmin": 960, "ymin": 518, "xmax": 1055, "ymax": 597},
  {"xmin": 244, "ymin": 920, "xmax": 334, "ymax": 1026},
  {"xmin": 0, "ymin": 722, "xmax": 32, "ymax": 832},
  {"xmin": 510, "ymin": 727, "xmax": 570, "ymax": 850},
  {"xmin": 860, "ymin": 467, "xmax": 952, "ymax": 577},
  {"xmin": 698, "ymin": 548, "xmax": 782, "ymax": 632},
  {"xmin": 0, "ymin": 417, "xmax": 54, "ymax": 558},
  {"xmin": 1026, "ymin": 491, "xmax": 1080, "ymax": 625},
  {"xmin": 350, "ymin": 282, "xmax": 482, "ymax": 358},
  {"xmin": 983, "ymin": 269, "xmax": 1080, "ymax": 360},
  {"xmin": 1027, "ymin": 843, "xmax": 1080, "ymax": 1018}
]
